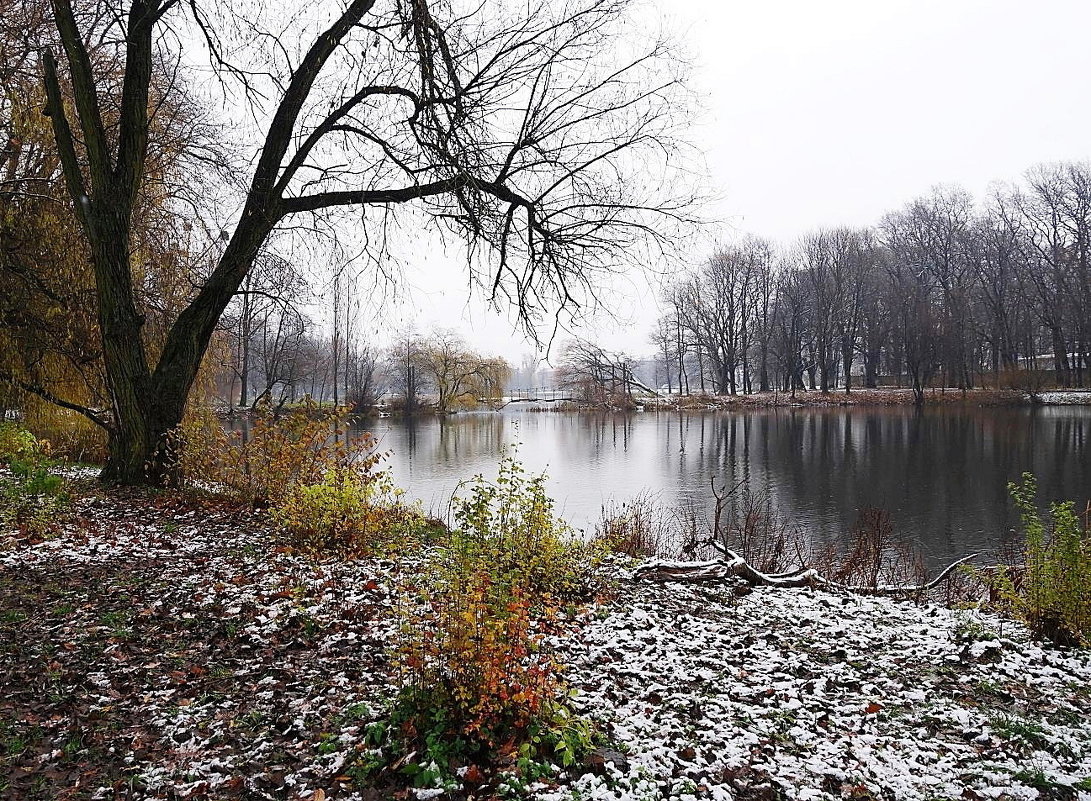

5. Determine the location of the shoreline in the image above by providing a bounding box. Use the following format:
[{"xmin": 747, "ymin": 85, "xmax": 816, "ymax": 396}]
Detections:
[{"xmin": 216, "ymin": 388, "xmax": 1091, "ymax": 420}]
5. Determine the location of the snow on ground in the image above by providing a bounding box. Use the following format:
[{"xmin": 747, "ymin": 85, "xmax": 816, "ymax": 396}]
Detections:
[
  {"xmin": 1038, "ymin": 392, "xmax": 1091, "ymax": 405},
  {"xmin": 2, "ymin": 493, "xmax": 1090, "ymax": 800},
  {"xmin": 551, "ymin": 579, "xmax": 1091, "ymax": 801},
  {"xmin": 0, "ymin": 493, "xmax": 410, "ymax": 799}
]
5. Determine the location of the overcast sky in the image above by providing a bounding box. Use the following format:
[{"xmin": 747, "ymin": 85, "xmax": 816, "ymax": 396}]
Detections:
[{"xmin": 376, "ymin": 0, "xmax": 1091, "ymax": 365}]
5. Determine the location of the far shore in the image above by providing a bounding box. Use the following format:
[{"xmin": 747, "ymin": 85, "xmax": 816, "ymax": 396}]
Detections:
[{"xmin": 217, "ymin": 387, "xmax": 1091, "ymax": 419}]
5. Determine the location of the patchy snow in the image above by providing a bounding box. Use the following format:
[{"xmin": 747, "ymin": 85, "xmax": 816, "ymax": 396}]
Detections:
[
  {"xmin": 1038, "ymin": 391, "xmax": 1091, "ymax": 405},
  {"xmin": 549, "ymin": 578, "xmax": 1091, "ymax": 801},
  {"xmin": 1, "ymin": 493, "xmax": 1090, "ymax": 800}
]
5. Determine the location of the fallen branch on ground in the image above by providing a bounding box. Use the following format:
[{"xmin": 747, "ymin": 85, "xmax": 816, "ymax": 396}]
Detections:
[{"xmin": 632, "ymin": 550, "xmax": 978, "ymax": 597}]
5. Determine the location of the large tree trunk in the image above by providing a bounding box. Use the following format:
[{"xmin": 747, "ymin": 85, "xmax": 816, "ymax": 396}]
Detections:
[
  {"xmin": 88, "ymin": 204, "xmax": 161, "ymax": 483},
  {"xmin": 98, "ymin": 240, "xmax": 267, "ymax": 484}
]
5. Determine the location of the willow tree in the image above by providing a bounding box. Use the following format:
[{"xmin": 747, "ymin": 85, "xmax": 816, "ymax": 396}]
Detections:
[
  {"xmin": 34, "ymin": 0, "xmax": 693, "ymax": 483},
  {"xmin": 1, "ymin": 0, "xmax": 215, "ymax": 448}
]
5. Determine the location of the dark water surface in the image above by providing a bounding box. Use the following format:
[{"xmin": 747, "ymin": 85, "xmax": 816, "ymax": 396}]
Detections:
[{"xmin": 357, "ymin": 407, "xmax": 1090, "ymax": 564}]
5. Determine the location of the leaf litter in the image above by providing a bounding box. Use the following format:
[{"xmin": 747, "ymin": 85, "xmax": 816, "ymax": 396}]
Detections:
[{"xmin": 1, "ymin": 489, "xmax": 1089, "ymax": 800}]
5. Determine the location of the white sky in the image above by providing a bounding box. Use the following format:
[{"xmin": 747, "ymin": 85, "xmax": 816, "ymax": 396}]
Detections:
[{"xmin": 375, "ymin": 0, "xmax": 1091, "ymax": 365}]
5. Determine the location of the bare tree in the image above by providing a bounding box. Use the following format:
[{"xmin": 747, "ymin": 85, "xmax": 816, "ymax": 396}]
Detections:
[
  {"xmin": 971, "ymin": 191, "xmax": 1029, "ymax": 383},
  {"xmin": 1018, "ymin": 163, "xmax": 1091, "ymax": 387},
  {"xmin": 557, "ymin": 339, "xmax": 653, "ymax": 406},
  {"xmin": 649, "ymin": 313, "xmax": 678, "ymax": 394},
  {"xmin": 385, "ymin": 330, "xmax": 422, "ymax": 415},
  {"xmin": 345, "ymin": 345, "xmax": 381, "ymax": 413},
  {"xmin": 35, "ymin": 0, "xmax": 696, "ymax": 482},
  {"xmin": 856, "ymin": 249, "xmax": 894, "ymax": 389},
  {"xmin": 769, "ymin": 265, "xmax": 809, "ymax": 396},
  {"xmin": 679, "ymin": 240, "xmax": 772, "ymax": 395},
  {"xmin": 225, "ymin": 254, "xmax": 308, "ymax": 408}
]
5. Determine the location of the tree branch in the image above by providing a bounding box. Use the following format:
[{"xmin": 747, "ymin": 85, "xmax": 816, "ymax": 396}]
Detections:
[
  {"xmin": 49, "ymin": 0, "xmax": 111, "ymax": 189},
  {"xmin": 40, "ymin": 49, "xmax": 89, "ymax": 228},
  {"xmin": 633, "ymin": 552, "xmax": 979, "ymax": 597},
  {"xmin": 248, "ymin": 0, "xmax": 379, "ymax": 203},
  {"xmin": 280, "ymin": 175, "xmax": 470, "ymax": 214},
  {"xmin": 275, "ymin": 84, "xmax": 423, "ymax": 196},
  {"xmin": 113, "ymin": 0, "xmax": 160, "ymax": 211},
  {"xmin": 0, "ymin": 372, "xmax": 113, "ymax": 431}
]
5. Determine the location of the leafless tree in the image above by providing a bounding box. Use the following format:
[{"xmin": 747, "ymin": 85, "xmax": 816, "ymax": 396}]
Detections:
[
  {"xmin": 36, "ymin": 0, "xmax": 697, "ymax": 482},
  {"xmin": 682, "ymin": 240, "xmax": 770, "ymax": 395},
  {"xmin": 557, "ymin": 339, "xmax": 654, "ymax": 406},
  {"xmin": 385, "ymin": 329, "xmax": 423, "ymax": 415},
  {"xmin": 1017, "ymin": 162, "xmax": 1091, "ymax": 386},
  {"xmin": 224, "ymin": 253, "xmax": 308, "ymax": 408}
]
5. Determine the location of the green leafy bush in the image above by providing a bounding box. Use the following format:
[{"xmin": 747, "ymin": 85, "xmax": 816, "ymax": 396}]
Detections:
[
  {"xmin": 269, "ymin": 466, "xmax": 440, "ymax": 557},
  {"xmin": 0, "ymin": 422, "xmax": 69, "ymax": 540},
  {"xmin": 372, "ymin": 452, "xmax": 600, "ymax": 789},
  {"xmin": 0, "ymin": 422, "xmax": 40, "ymax": 465},
  {"xmin": 991, "ymin": 473, "xmax": 1090, "ymax": 646},
  {"xmin": 447, "ymin": 453, "xmax": 606, "ymax": 603}
]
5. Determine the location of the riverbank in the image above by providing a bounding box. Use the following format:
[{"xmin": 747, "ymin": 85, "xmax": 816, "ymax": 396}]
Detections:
[
  {"xmin": 2, "ymin": 489, "xmax": 1089, "ymax": 800},
  {"xmin": 635, "ymin": 388, "xmax": 1091, "ymax": 412},
  {"xmin": 218, "ymin": 388, "xmax": 1091, "ymax": 419}
]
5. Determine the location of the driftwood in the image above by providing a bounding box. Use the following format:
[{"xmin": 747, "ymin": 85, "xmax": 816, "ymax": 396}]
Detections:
[{"xmin": 633, "ymin": 549, "xmax": 978, "ymax": 597}]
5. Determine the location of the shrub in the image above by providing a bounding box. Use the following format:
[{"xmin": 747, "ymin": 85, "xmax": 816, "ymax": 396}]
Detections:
[
  {"xmin": 819, "ymin": 506, "xmax": 926, "ymax": 590},
  {"xmin": 446, "ymin": 453, "xmax": 605, "ymax": 603},
  {"xmin": 177, "ymin": 403, "xmax": 357, "ymax": 505},
  {"xmin": 991, "ymin": 473, "xmax": 1091, "ymax": 645},
  {"xmin": 710, "ymin": 485, "xmax": 811, "ymax": 575},
  {"xmin": 179, "ymin": 404, "xmax": 439, "ymax": 556},
  {"xmin": 594, "ymin": 491, "xmax": 681, "ymax": 558},
  {"xmin": 0, "ymin": 422, "xmax": 42, "ymax": 466},
  {"xmin": 373, "ymin": 453, "xmax": 599, "ymax": 789},
  {"xmin": 269, "ymin": 466, "xmax": 440, "ymax": 557},
  {"xmin": 20, "ymin": 403, "xmax": 107, "ymax": 464},
  {"xmin": 0, "ymin": 423, "xmax": 69, "ymax": 541},
  {"xmin": 382, "ymin": 581, "xmax": 591, "ymax": 790}
]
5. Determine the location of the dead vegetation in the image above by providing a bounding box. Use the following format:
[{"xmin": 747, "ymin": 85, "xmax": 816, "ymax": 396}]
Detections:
[{"xmin": 600, "ymin": 477, "xmax": 978, "ymax": 600}]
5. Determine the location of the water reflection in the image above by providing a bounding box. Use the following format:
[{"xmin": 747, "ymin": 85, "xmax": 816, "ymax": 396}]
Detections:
[{"xmin": 357, "ymin": 407, "xmax": 1090, "ymax": 564}]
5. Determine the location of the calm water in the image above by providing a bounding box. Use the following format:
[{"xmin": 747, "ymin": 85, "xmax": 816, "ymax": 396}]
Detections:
[{"xmin": 357, "ymin": 407, "xmax": 1090, "ymax": 564}]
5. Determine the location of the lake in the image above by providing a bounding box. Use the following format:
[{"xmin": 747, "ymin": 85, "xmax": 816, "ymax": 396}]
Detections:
[{"xmin": 357, "ymin": 406, "xmax": 1090, "ymax": 566}]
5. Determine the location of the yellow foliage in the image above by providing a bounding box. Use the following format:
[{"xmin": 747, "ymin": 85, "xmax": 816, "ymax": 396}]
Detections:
[
  {"xmin": 177, "ymin": 403, "xmax": 357, "ymax": 505},
  {"xmin": 270, "ymin": 468, "xmax": 436, "ymax": 557}
]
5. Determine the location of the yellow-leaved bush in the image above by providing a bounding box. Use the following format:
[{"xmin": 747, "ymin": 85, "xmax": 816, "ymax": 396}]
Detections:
[
  {"xmin": 178, "ymin": 402, "xmax": 353, "ymax": 506},
  {"xmin": 270, "ymin": 465, "xmax": 439, "ymax": 557},
  {"xmin": 178, "ymin": 403, "xmax": 440, "ymax": 556}
]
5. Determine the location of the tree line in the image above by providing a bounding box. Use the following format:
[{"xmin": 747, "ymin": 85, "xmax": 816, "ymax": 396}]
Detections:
[
  {"xmin": 655, "ymin": 170, "xmax": 1091, "ymax": 404},
  {"xmin": 218, "ymin": 291, "xmax": 510, "ymax": 416}
]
